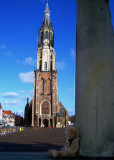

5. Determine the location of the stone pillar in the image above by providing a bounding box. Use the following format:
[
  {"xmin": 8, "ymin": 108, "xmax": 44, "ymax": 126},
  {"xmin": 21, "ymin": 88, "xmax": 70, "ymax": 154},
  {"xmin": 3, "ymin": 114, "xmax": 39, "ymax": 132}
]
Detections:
[
  {"xmin": 76, "ymin": 0, "xmax": 114, "ymax": 157},
  {"xmin": 32, "ymin": 71, "xmax": 36, "ymax": 127},
  {"xmin": 32, "ymin": 101, "xmax": 35, "ymax": 126},
  {"xmin": 53, "ymin": 117, "xmax": 55, "ymax": 127}
]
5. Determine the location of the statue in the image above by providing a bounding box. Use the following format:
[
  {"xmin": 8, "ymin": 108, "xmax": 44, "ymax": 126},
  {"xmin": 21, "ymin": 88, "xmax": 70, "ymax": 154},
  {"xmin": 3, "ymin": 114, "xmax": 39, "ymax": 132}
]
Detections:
[{"xmin": 48, "ymin": 126, "xmax": 80, "ymax": 158}]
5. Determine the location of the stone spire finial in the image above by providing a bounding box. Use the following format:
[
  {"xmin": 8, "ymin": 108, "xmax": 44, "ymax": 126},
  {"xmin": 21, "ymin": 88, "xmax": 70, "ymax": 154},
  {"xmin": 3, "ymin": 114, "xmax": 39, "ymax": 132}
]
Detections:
[
  {"xmin": 44, "ymin": 0, "xmax": 50, "ymax": 25},
  {"xmin": 27, "ymin": 98, "xmax": 29, "ymax": 105},
  {"xmin": 45, "ymin": 0, "xmax": 50, "ymax": 14}
]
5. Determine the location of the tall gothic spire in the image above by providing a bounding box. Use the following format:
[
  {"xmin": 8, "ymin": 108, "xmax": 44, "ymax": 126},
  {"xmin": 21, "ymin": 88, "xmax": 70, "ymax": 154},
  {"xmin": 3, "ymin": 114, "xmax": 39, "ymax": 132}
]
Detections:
[
  {"xmin": 45, "ymin": 0, "xmax": 50, "ymax": 13},
  {"xmin": 44, "ymin": 0, "xmax": 50, "ymax": 25}
]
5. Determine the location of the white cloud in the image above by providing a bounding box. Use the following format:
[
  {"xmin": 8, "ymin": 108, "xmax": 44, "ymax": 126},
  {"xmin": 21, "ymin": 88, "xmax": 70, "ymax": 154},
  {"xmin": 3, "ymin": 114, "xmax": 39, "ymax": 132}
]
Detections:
[
  {"xmin": 14, "ymin": 110, "xmax": 24, "ymax": 117},
  {"xmin": 3, "ymin": 100, "xmax": 20, "ymax": 106},
  {"xmin": 28, "ymin": 90, "xmax": 33, "ymax": 94},
  {"xmin": 22, "ymin": 97, "xmax": 28, "ymax": 101},
  {"xmin": 56, "ymin": 61, "xmax": 66, "ymax": 70},
  {"xmin": 0, "ymin": 44, "xmax": 7, "ymax": 49},
  {"xmin": 23, "ymin": 57, "xmax": 36, "ymax": 65},
  {"xmin": 2, "ymin": 92, "xmax": 19, "ymax": 98},
  {"xmin": 19, "ymin": 71, "xmax": 34, "ymax": 83},
  {"xmin": 0, "ymin": 44, "xmax": 12, "ymax": 56},
  {"xmin": 19, "ymin": 90, "xmax": 25, "ymax": 93},
  {"xmin": 70, "ymin": 48, "xmax": 76, "ymax": 59},
  {"xmin": 5, "ymin": 50, "xmax": 12, "ymax": 56}
]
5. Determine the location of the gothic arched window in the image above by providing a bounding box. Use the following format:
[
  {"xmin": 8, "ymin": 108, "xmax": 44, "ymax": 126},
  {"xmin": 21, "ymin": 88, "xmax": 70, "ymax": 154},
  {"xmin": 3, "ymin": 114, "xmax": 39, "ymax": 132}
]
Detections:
[
  {"xmin": 44, "ymin": 62, "xmax": 47, "ymax": 70},
  {"xmin": 39, "ymin": 60, "xmax": 42, "ymax": 70},
  {"xmin": 41, "ymin": 32, "xmax": 43, "ymax": 44},
  {"xmin": 45, "ymin": 31, "xmax": 48, "ymax": 39},
  {"xmin": 42, "ymin": 101, "xmax": 49, "ymax": 114},
  {"xmin": 57, "ymin": 108, "xmax": 65, "ymax": 118}
]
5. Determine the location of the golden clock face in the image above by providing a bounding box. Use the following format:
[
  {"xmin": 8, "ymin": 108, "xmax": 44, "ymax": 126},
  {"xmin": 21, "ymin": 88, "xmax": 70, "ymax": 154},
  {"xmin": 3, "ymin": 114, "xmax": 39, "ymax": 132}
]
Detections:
[{"xmin": 43, "ymin": 39, "xmax": 49, "ymax": 45}]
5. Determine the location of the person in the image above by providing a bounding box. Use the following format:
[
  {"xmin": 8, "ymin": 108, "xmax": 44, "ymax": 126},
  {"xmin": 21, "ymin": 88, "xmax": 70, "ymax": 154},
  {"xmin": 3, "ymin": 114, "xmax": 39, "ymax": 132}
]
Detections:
[{"xmin": 49, "ymin": 125, "xmax": 51, "ymax": 131}]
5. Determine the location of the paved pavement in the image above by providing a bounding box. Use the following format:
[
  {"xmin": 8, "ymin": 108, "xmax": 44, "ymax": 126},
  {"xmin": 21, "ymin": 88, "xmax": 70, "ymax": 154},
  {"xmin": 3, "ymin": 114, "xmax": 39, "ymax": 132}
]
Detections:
[
  {"xmin": 0, "ymin": 152, "xmax": 80, "ymax": 160},
  {"xmin": 0, "ymin": 152, "xmax": 54, "ymax": 160},
  {"xmin": 0, "ymin": 128, "xmax": 113, "ymax": 160},
  {"xmin": 0, "ymin": 127, "xmax": 65, "ymax": 152},
  {"xmin": 0, "ymin": 128, "xmax": 77, "ymax": 159}
]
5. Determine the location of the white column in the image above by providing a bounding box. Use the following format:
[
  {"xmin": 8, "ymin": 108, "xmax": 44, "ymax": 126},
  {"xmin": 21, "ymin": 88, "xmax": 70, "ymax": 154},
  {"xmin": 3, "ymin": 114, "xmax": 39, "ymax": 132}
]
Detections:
[{"xmin": 76, "ymin": 0, "xmax": 114, "ymax": 157}]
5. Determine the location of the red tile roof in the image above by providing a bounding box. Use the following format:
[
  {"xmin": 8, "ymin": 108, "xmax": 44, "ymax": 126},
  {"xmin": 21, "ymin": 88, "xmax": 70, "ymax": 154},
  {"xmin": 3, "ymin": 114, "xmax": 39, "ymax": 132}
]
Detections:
[{"xmin": 3, "ymin": 110, "xmax": 11, "ymax": 115}]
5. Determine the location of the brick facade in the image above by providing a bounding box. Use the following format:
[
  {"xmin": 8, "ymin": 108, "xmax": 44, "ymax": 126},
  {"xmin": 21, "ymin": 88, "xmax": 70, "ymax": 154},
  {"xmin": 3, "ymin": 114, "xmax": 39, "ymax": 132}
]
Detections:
[{"xmin": 32, "ymin": 71, "xmax": 58, "ymax": 127}]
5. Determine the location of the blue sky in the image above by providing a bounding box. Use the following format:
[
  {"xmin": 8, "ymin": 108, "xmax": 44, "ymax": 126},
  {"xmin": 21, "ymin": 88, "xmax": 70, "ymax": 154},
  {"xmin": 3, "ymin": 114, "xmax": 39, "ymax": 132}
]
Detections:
[{"xmin": 0, "ymin": 0, "xmax": 114, "ymax": 117}]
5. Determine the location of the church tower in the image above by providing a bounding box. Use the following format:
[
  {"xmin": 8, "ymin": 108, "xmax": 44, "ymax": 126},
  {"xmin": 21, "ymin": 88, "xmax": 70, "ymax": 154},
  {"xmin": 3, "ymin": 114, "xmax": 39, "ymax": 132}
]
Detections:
[{"xmin": 32, "ymin": 0, "xmax": 58, "ymax": 127}]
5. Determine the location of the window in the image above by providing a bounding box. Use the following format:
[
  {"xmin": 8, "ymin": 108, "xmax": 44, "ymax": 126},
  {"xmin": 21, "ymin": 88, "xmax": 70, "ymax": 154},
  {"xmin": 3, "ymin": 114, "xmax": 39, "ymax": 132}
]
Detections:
[
  {"xmin": 57, "ymin": 108, "xmax": 65, "ymax": 118},
  {"xmin": 42, "ymin": 105, "xmax": 49, "ymax": 114},
  {"xmin": 42, "ymin": 101, "xmax": 49, "ymax": 114},
  {"xmin": 45, "ymin": 31, "xmax": 48, "ymax": 39},
  {"xmin": 58, "ymin": 118, "xmax": 60, "ymax": 122},
  {"xmin": 39, "ymin": 60, "xmax": 42, "ymax": 70},
  {"xmin": 44, "ymin": 62, "xmax": 47, "ymax": 70},
  {"xmin": 50, "ymin": 61, "xmax": 52, "ymax": 71},
  {"xmin": 41, "ymin": 32, "xmax": 43, "ymax": 43}
]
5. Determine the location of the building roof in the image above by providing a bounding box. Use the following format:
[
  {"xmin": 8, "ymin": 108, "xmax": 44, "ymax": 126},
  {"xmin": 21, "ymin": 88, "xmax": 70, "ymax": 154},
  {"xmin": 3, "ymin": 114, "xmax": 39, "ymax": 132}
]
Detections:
[
  {"xmin": 3, "ymin": 110, "xmax": 11, "ymax": 115},
  {"xmin": 11, "ymin": 113, "xmax": 15, "ymax": 116}
]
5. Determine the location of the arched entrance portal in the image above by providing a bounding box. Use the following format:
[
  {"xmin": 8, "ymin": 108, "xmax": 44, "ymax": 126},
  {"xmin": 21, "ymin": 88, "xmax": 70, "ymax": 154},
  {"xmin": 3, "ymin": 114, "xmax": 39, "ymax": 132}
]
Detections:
[{"xmin": 43, "ymin": 119, "xmax": 49, "ymax": 127}]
